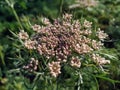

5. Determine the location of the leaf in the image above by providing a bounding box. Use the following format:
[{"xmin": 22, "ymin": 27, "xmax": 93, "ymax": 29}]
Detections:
[
  {"xmin": 99, "ymin": 52, "xmax": 118, "ymax": 60},
  {"xmin": 94, "ymin": 75, "xmax": 120, "ymax": 84},
  {"xmin": 9, "ymin": 30, "xmax": 18, "ymax": 37}
]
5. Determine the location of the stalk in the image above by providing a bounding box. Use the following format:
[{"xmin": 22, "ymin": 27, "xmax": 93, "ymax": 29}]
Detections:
[
  {"xmin": 1, "ymin": 54, "xmax": 5, "ymax": 66},
  {"xmin": 77, "ymin": 72, "xmax": 83, "ymax": 90},
  {"xmin": 5, "ymin": 0, "xmax": 23, "ymax": 29},
  {"xmin": 59, "ymin": 0, "xmax": 63, "ymax": 17},
  {"xmin": 11, "ymin": 7, "xmax": 23, "ymax": 29}
]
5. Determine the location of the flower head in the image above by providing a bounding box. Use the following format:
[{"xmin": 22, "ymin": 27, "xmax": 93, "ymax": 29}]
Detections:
[
  {"xmin": 92, "ymin": 54, "xmax": 110, "ymax": 65},
  {"xmin": 97, "ymin": 28, "xmax": 108, "ymax": 40},
  {"xmin": 70, "ymin": 56, "xmax": 81, "ymax": 68},
  {"xmin": 18, "ymin": 14, "xmax": 110, "ymax": 78},
  {"xmin": 48, "ymin": 61, "xmax": 61, "ymax": 77},
  {"xmin": 32, "ymin": 24, "xmax": 41, "ymax": 32},
  {"xmin": 18, "ymin": 30, "xmax": 29, "ymax": 40},
  {"xmin": 92, "ymin": 40, "xmax": 103, "ymax": 50},
  {"xmin": 24, "ymin": 39, "xmax": 37, "ymax": 49},
  {"xmin": 83, "ymin": 20, "xmax": 92, "ymax": 28}
]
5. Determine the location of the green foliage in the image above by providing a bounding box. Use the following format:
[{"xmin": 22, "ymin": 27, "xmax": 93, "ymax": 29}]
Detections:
[{"xmin": 0, "ymin": 0, "xmax": 120, "ymax": 90}]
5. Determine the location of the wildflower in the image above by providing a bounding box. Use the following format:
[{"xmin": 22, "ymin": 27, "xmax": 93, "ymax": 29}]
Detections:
[
  {"xmin": 97, "ymin": 28, "xmax": 108, "ymax": 40},
  {"xmin": 91, "ymin": 40, "xmax": 103, "ymax": 50},
  {"xmin": 92, "ymin": 54, "xmax": 110, "ymax": 65},
  {"xmin": 21, "ymin": 14, "xmax": 110, "ymax": 67},
  {"xmin": 70, "ymin": 57, "xmax": 81, "ymax": 68},
  {"xmin": 24, "ymin": 39, "xmax": 37, "ymax": 49},
  {"xmin": 18, "ymin": 30, "xmax": 29, "ymax": 40},
  {"xmin": 48, "ymin": 61, "xmax": 61, "ymax": 77},
  {"xmin": 30, "ymin": 15, "xmax": 108, "ymax": 62},
  {"xmin": 17, "ymin": 13, "xmax": 110, "ymax": 78}
]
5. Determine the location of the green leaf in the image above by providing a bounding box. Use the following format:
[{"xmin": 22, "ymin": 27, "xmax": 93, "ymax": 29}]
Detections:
[
  {"xmin": 0, "ymin": 45, "xmax": 5, "ymax": 66},
  {"xmin": 99, "ymin": 52, "xmax": 118, "ymax": 60},
  {"xmin": 94, "ymin": 75, "xmax": 120, "ymax": 83}
]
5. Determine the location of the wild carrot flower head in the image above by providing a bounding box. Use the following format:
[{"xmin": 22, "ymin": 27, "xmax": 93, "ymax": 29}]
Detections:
[
  {"xmin": 31, "ymin": 14, "xmax": 109, "ymax": 64},
  {"xmin": 31, "ymin": 14, "xmax": 97, "ymax": 61},
  {"xmin": 18, "ymin": 14, "xmax": 110, "ymax": 77}
]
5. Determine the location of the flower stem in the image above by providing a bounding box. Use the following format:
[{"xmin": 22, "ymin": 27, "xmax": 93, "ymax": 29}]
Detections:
[
  {"xmin": 5, "ymin": 0, "xmax": 23, "ymax": 29},
  {"xmin": 59, "ymin": 0, "xmax": 63, "ymax": 17},
  {"xmin": 7, "ymin": 68, "xmax": 20, "ymax": 73},
  {"xmin": 11, "ymin": 7, "xmax": 23, "ymax": 29},
  {"xmin": 77, "ymin": 72, "xmax": 83, "ymax": 90}
]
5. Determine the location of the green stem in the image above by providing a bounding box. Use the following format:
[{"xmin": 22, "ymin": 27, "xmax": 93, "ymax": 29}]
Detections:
[
  {"xmin": 0, "ymin": 53, "xmax": 5, "ymax": 66},
  {"xmin": 56, "ymin": 78, "xmax": 59, "ymax": 90},
  {"xmin": 7, "ymin": 68, "xmax": 20, "ymax": 73},
  {"xmin": 59, "ymin": 0, "xmax": 63, "ymax": 17},
  {"xmin": 5, "ymin": 0, "xmax": 23, "ymax": 29},
  {"xmin": 1, "ymin": 59, "xmax": 5, "ymax": 66},
  {"xmin": 93, "ymin": 75, "xmax": 99, "ymax": 90},
  {"xmin": 11, "ymin": 7, "xmax": 23, "ymax": 29},
  {"xmin": 77, "ymin": 71, "xmax": 83, "ymax": 90}
]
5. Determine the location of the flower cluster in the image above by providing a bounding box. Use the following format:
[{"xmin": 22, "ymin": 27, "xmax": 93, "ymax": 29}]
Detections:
[
  {"xmin": 97, "ymin": 28, "xmax": 108, "ymax": 41},
  {"xmin": 18, "ymin": 30, "xmax": 37, "ymax": 49},
  {"xmin": 31, "ymin": 24, "xmax": 41, "ymax": 32},
  {"xmin": 83, "ymin": 19, "xmax": 92, "ymax": 28},
  {"xmin": 48, "ymin": 61, "xmax": 61, "ymax": 77},
  {"xmin": 22, "ymin": 58, "xmax": 39, "ymax": 72},
  {"xmin": 70, "ymin": 56, "xmax": 81, "ymax": 68},
  {"xmin": 24, "ymin": 39, "xmax": 37, "ymax": 49},
  {"xmin": 92, "ymin": 54, "xmax": 110, "ymax": 65},
  {"xmin": 18, "ymin": 14, "xmax": 110, "ymax": 77},
  {"xmin": 18, "ymin": 30, "xmax": 29, "ymax": 40},
  {"xmin": 91, "ymin": 40, "xmax": 103, "ymax": 50}
]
